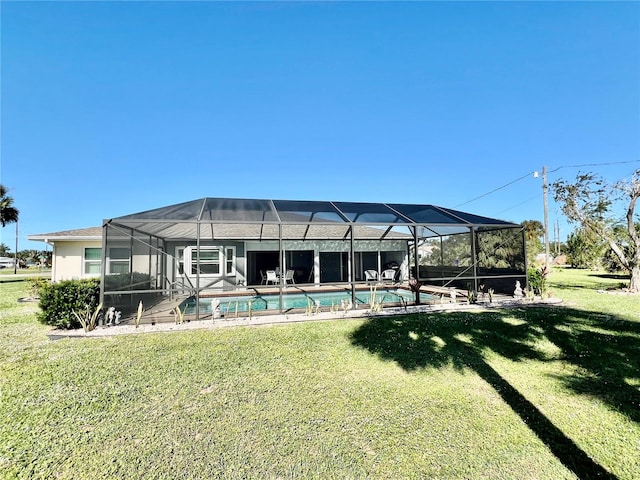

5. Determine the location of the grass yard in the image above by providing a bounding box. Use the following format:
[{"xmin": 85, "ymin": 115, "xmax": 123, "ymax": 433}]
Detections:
[
  {"xmin": 1, "ymin": 269, "xmax": 639, "ymax": 479},
  {"xmin": 0, "ymin": 268, "xmax": 51, "ymax": 278}
]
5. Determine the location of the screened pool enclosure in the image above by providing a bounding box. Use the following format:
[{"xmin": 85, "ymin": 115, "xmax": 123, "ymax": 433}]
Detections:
[{"xmin": 100, "ymin": 198, "xmax": 526, "ymax": 320}]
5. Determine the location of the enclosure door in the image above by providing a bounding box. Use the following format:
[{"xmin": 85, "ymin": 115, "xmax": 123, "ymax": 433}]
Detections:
[
  {"xmin": 319, "ymin": 252, "xmax": 348, "ymax": 283},
  {"xmin": 246, "ymin": 250, "xmax": 280, "ymax": 285},
  {"xmin": 284, "ymin": 250, "xmax": 314, "ymax": 284},
  {"xmin": 355, "ymin": 251, "xmax": 378, "ymax": 281}
]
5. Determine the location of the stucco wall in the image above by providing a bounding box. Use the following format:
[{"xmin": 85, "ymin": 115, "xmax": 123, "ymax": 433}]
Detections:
[{"xmin": 51, "ymin": 241, "xmax": 102, "ymax": 282}]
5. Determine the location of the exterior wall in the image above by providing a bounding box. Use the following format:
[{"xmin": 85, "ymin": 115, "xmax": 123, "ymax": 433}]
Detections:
[
  {"xmin": 51, "ymin": 238, "xmax": 409, "ymax": 288},
  {"xmin": 246, "ymin": 239, "xmax": 409, "ymax": 285},
  {"xmin": 51, "ymin": 241, "xmax": 102, "ymax": 282},
  {"xmin": 165, "ymin": 240, "xmax": 246, "ymax": 291}
]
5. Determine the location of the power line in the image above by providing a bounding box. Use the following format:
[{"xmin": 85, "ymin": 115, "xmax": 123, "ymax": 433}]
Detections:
[
  {"xmin": 548, "ymin": 159, "xmax": 640, "ymax": 174},
  {"xmin": 453, "ymin": 171, "xmax": 536, "ymax": 208},
  {"xmin": 454, "ymin": 159, "xmax": 640, "ymax": 209},
  {"xmin": 495, "ymin": 194, "xmax": 539, "ymax": 215}
]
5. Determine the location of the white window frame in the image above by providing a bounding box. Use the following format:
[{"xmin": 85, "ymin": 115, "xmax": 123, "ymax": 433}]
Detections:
[
  {"xmin": 108, "ymin": 247, "xmax": 131, "ymax": 275},
  {"xmin": 83, "ymin": 247, "xmax": 102, "ymax": 276},
  {"xmin": 225, "ymin": 246, "xmax": 236, "ymax": 275},
  {"xmin": 175, "ymin": 247, "xmax": 185, "ymax": 276},
  {"xmin": 185, "ymin": 246, "xmax": 236, "ymax": 277}
]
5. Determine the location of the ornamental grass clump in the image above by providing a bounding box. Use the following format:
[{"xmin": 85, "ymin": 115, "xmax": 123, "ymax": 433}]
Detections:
[
  {"xmin": 135, "ymin": 301, "xmax": 143, "ymax": 328},
  {"xmin": 173, "ymin": 305, "xmax": 185, "ymax": 325},
  {"xmin": 368, "ymin": 286, "xmax": 382, "ymax": 312},
  {"xmin": 72, "ymin": 302, "xmax": 103, "ymax": 333}
]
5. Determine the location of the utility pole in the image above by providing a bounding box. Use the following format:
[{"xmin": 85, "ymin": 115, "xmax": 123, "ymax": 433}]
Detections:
[
  {"xmin": 14, "ymin": 220, "xmax": 18, "ymax": 274},
  {"xmin": 542, "ymin": 166, "xmax": 550, "ymax": 270}
]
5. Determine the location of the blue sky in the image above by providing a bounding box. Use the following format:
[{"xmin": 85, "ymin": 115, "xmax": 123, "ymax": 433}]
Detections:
[{"xmin": 2, "ymin": 1, "xmax": 639, "ymax": 251}]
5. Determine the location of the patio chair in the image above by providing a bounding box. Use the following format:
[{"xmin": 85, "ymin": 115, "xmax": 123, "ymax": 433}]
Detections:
[
  {"xmin": 364, "ymin": 269, "xmax": 378, "ymax": 284},
  {"xmin": 381, "ymin": 269, "xmax": 397, "ymax": 284},
  {"xmin": 284, "ymin": 269, "xmax": 295, "ymax": 284},
  {"xmin": 259, "ymin": 270, "xmax": 266, "ymax": 285},
  {"xmin": 265, "ymin": 270, "xmax": 278, "ymax": 285}
]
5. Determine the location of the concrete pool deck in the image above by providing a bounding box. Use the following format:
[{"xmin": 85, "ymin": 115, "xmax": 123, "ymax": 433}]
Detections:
[{"xmin": 46, "ymin": 295, "xmax": 563, "ymax": 339}]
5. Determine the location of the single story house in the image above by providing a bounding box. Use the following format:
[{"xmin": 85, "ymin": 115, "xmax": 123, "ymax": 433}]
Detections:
[
  {"xmin": 29, "ymin": 197, "xmax": 527, "ymax": 320},
  {"xmin": 0, "ymin": 256, "xmax": 16, "ymax": 269}
]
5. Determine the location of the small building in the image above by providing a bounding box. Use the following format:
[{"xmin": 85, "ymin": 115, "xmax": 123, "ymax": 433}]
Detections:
[
  {"xmin": 30, "ymin": 197, "xmax": 526, "ymax": 320},
  {"xmin": 0, "ymin": 257, "xmax": 16, "ymax": 269}
]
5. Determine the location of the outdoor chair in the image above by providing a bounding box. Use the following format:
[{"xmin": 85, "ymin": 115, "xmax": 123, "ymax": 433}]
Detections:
[
  {"xmin": 265, "ymin": 270, "xmax": 278, "ymax": 285},
  {"xmin": 364, "ymin": 269, "xmax": 378, "ymax": 284},
  {"xmin": 284, "ymin": 269, "xmax": 295, "ymax": 284},
  {"xmin": 381, "ymin": 269, "xmax": 397, "ymax": 284},
  {"xmin": 259, "ymin": 270, "xmax": 266, "ymax": 285}
]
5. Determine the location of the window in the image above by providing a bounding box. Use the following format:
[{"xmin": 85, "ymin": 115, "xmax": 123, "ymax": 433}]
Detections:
[
  {"xmin": 226, "ymin": 247, "xmax": 235, "ymax": 275},
  {"xmin": 84, "ymin": 248, "xmax": 102, "ymax": 275},
  {"xmin": 186, "ymin": 246, "xmax": 235, "ymax": 276},
  {"xmin": 192, "ymin": 248, "xmax": 220, "ymax": 274},
  {"xmin": 109, "ymin": 248, "xmax": 131, "ymax": 274},
  {"xmin": 176, "ymin": 247, "xmax": 185, "ymax": 275}
]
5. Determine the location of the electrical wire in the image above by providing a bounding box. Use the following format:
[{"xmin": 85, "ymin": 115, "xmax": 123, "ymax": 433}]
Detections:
[
  {"xmin": 454, "ymin": 159, "xmax": 640, "ymax": 209},
  {"xmin": 549, "ymin": 159, "xmax": 640, "ymax": 174},
  {"xmin": 453, "ymin": 171, "xmax": 536, "ymax": 208},
  {"xmin": 495, "ymin": 194, "xmax": 540, "ymax": 215}
]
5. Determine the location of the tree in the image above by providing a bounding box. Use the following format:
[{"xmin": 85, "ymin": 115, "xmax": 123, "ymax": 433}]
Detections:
[
  {"xmin": 552, "ymin": 170, "xmax": 640, "ymax": 292},
  {"xmin": 0, "ymin": 184, "xmax": 19, "ymax": 227},
  {"xmin": 565, "ymin": 227, "xmax": 605, "ymax": 269},
  {"xmin": 476, "ymin": 228, "xmax": 525, "ymax": 270},
  {"xmin": 521, "ymin": 219, "xmax": 544, "ymax": 265},
  {"xmin": 601, "ymin": 223, "xmax": 640, "ymax": 274},
  {"xmin": 0, "ymin": 243, "xmax": 10, "ymax": 257},
  {"xmin": 423, "ymin": 233, "xmax": 472, "ymax": 267}
]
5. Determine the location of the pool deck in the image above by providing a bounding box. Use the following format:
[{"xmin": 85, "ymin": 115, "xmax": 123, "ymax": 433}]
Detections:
[
  {"xmin": 145, "ymin": 282, "xmax": 461, "ymax": 324},
  {"xmin": 46, "ymin": 288, "xmax": 563, "ymax": 340}
]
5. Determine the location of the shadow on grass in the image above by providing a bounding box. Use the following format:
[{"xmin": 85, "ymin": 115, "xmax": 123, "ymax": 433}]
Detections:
[
  {"xmin": 549, "ymin": 271, "xmax": 630, "ymax": 291},
  {"xmin": 350, "ymin": 306, "xmax": 640, "ymax": 479},
  {"xmin": 588, "ymin": 273, "xmax": 629, "ymax": 281}
]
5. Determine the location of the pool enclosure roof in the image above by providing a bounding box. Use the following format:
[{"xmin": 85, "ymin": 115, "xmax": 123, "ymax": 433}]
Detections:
[{"xmin": 105, "ymin": 197, "xmax": 521, "ymax": 241}]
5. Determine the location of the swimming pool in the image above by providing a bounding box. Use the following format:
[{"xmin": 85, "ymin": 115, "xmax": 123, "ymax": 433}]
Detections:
[{"xmin": 180, "ymin": 289, "xmax": 433, "ymax": 315}]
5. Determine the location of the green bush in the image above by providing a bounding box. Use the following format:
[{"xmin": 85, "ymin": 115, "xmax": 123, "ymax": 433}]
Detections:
[
  {"xmin": 527, "ymin": 267, "xmax": 548, "ymax": 296},
  {"xmin": 37, "ymin": 278, "xmax": 101, "ymax": 329},
  {"xmin": 26, "ymin": 277, "xmax": 49, "ymax": 299},
  {"xmin": 104, "ymin": 272, "xmax": 151, "ymax": 291}
]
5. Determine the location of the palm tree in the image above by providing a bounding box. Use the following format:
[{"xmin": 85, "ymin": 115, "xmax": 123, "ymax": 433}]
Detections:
[
  {"xmin": 522, "ymin": 219, "xmax": 545, "ymax": 265},
  {"xmin": 521, "ymin": 219, "xmax": 545, "ymax": 241},
  {"xmin": 0, "ymin": 184, "xmax": 19, "ymax": 227}
]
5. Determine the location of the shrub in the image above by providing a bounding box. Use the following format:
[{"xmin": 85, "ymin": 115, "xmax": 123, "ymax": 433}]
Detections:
[
  {"xmin": 104, "ymin": 272, "xmax": 151, "ymax": 291},
  {"xmin": 26, "ymin": 277, "xmax": 49, "ymax": 299},
  {"xmin": 527, "ymin": 266, "xmax": 548, "ymax": 296},
  {"xmin": 37, "ymin": 278, "xmax": 101, "ymax": 329}
]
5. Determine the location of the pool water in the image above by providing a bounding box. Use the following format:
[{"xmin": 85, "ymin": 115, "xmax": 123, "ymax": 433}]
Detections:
[{"xmin": 180, "ymin": 289, "xmax": 432, "ymax": 314}]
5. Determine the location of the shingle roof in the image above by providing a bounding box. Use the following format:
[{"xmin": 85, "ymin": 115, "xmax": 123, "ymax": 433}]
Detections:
[{"xmin": 28, "ymin": 227, "xmax": 102, "ymax": 241}]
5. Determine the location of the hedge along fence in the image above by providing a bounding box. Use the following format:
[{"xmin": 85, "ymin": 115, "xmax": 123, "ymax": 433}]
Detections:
[{"xmin": 37, "ymin": 278, "xmax": 101, "ymax": 330}]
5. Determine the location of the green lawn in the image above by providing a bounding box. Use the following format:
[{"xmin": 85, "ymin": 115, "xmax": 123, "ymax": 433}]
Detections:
[
  {"xmin": 0, "ymin": 268, "xmax": 51, "ymax": 276},
  {"xmin": 1, "ymin": 270, "xmax": 639, "ymax": 479}
]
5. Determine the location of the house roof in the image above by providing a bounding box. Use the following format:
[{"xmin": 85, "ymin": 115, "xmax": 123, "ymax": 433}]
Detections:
[
  {"xmin": 27, "ymin": 227, "xmax": 102, "ymax": 242},
  {"xmin": 105, "ymin": 197, "xmax": 521, "ymax": 241}
]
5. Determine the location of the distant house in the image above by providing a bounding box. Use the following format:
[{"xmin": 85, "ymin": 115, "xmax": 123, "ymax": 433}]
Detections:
[
  {"xmin": 29, "ymin": 197, "xmax": 526, "ymax": 318},
  {"xmin": 0, "ymin": 257, "xmax": 16, "ymax": 269}
]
